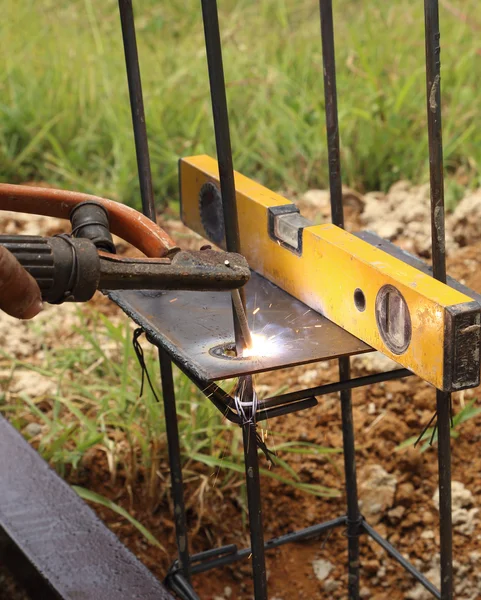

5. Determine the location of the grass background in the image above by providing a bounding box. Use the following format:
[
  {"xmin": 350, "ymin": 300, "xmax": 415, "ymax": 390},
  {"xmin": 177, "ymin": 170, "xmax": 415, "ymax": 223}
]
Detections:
[{"xmin": 2, "ymin": 0, "xmax": 480, "ymax": 213}]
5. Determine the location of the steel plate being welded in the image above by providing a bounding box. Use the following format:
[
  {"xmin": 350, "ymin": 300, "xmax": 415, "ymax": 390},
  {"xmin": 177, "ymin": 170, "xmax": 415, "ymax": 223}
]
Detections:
[{"xmin": 110, "ymin": 271, "xmax": 371, "ymax": 383}]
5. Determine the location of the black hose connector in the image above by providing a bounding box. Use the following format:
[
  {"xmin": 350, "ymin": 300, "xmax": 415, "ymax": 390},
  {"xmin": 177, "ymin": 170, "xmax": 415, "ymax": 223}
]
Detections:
[{"xmin": 69, "ymin": 201, "xmax": 116, "ymax": 253}]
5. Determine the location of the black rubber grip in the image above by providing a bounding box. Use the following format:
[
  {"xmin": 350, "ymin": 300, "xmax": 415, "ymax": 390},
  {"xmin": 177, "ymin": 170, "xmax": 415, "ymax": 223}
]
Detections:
[{"xmin": 0, "ymin": 235, "xmax": 100, "ymax": 304}]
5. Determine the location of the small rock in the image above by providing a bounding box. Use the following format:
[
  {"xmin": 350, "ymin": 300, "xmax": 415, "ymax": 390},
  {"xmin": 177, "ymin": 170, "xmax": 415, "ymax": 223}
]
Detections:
[
  {"xmin": 323, "ymin": 579, "xmax": 339, "ymax": 593},
  {"xmin": 353, "ymin": 351, "xmax": 401, "ymax": 373},
  {"xmin": 387, "ymin": 505, "xmax": 406, "ymax": 524},
  {"xmin": 396, "ymin": 481, "xmax": 415, "ymax": 505},
  {"xmin": 368, "ymin": 402, "xmax": 376, "ymax": 415},
  {"xmin": 453, "ymin": 507, "xmax": 479, "ymax": 535},
  {"xmin": 312, "ymin": 558, "xmax": 334, "ymax": 581},
  {"xmin": 400, "ymin": 511, "xmax": 422, "ymax": 529},
  {"xmin": 433, "ymin": 481, "xmax": 478, "ymax": 535},
  {"xmin": 421, "ymin": 510, "xmax": 434, "ymax": 525},
  {"xmin": 450, "ymin": 190, "xmax": 481, "ymax": 246},
  {"xmin": 224, "ymin": 587, "xmax": 232, "ymax": 598},
  {"xmin": 377, "ymin": 565, "xmax": 386, "ymax": 578},
  {"xmin": 433, "ymin": 481, "xmax": 474, "ymax": 510},
  {"xmin": 359, "ymin": 464, "xmax": 398, "ymax": 524},
  {"xmin": 299, "ymin": 369, "xmax": 319, "ymax": 385},
  {"xmin": 420, "ymin": 530, "xmax": 435, "ymax": 540},
  {"xmin": 363, "ymin": 559, "xmax": 380, "ymax": 574},
  {"xmin": 24, "ymin": 422, "xmax": 43, "ymax": 438},
  {"xmin": 10, "ymin": 371, "xmax": 55, "ymax": 397},
  {"xmin": 360, "ymin": 587, "xmax": 371, "ymax": 599}
]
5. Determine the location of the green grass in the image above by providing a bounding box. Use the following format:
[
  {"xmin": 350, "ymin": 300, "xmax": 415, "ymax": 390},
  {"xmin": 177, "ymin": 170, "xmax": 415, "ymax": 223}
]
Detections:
[
  {"xmin": 1, "ymin": 310, "xmax": 340, "ymax": 506},
  {"xmin": 396, "ymin": 398, "xmax": 481, "ymax": 453},
  {"xmin": 1, "ymin": 0, "xmax": 480, "ymax": 212}
]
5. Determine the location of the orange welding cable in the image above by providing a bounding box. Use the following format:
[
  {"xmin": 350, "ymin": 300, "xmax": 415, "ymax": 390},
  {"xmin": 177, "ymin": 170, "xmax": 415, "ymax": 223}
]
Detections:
[{"xmin": 0, "ymin": 183, "xmax": 179, "ymax": 258}]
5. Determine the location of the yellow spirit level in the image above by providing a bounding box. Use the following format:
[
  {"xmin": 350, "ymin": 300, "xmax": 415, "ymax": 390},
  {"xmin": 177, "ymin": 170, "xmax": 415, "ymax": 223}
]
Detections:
[{"xmin": 179, "ymin": 155, "xmax": 481, "ymax": 392}]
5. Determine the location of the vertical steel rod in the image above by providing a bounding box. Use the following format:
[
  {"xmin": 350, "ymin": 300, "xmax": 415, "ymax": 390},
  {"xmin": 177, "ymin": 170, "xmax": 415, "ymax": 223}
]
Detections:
[
  {"xmin": 319, "ymin": 0, "xmax": 343, "ymax": 229},
  {"xmin": 424, "ymin": 1, "xmax": 453, "ymax": 598},
  {"xmin": 242, "ymin": 388, "xmax": 268, "ymax": 600},
  {"xmin": 118, "ymin": 0, "xmax": 157, "ymax": 222},
  {"xmin": 424, "ymin": 0, "xmax": 446, "ymax": 284},
  {"xmin": 339, "ymin": 358, "xmax": 361, "ymax": 598},
  {"xmin": 201, "ymin": 7, "xmax": 266, "ymax": 597},
  {"xmin": 436, "ymin": 391, "xmax": 453, "ymax": 598},
  {"xmin": 319, "ymin": 2, "xmax": 361, "ymax": 597},
  {"xmin": 159, "ymin": 348, "xmax": 191, "ymax": 583},
  {"xmin": 200, "ymin": 0, "xmax": 248, "ymax": 350},
  {"xmin": 200, "ymin": 0, "xmax": 240, "ymax": 254}
]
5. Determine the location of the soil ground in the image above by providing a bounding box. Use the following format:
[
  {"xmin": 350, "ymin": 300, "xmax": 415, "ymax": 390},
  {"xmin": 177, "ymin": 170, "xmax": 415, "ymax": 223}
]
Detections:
[{"xmin": 2, "ymin": 185, "xmax": 481, "ymax": 599}]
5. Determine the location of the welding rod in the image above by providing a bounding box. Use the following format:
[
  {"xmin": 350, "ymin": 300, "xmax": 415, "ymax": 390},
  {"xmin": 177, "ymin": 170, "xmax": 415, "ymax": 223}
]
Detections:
[{"xmin": 231, "ymin": 289, "xmax": 253, "ymax": 350}]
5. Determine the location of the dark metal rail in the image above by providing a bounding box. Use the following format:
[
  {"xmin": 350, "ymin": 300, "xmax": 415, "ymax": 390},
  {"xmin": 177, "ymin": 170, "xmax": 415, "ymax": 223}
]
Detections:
[
  {"xmin": 0, "ymin": 416, "xmax": 173, "ymax": 600},
  {"xmin": 424, "ymin": 1, "xmax": 453, "ymax": 598},
  {"xmin": 118, "ymin": 0, "xmax": 157, "ymax": 223},
  {"xmin": 200, "ymin": 0, "xmax": 240, "ymax": 255},
  {"xmin": 319, "ymin": 1, "xmax": 361, "ymax": 596}
]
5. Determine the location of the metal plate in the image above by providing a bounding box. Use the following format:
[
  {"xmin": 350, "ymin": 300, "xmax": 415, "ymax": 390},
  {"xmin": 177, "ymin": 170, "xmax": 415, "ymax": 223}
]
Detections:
[{"xmin": 110, "ymin": 271, "xmax": 371, "ymax": 383}]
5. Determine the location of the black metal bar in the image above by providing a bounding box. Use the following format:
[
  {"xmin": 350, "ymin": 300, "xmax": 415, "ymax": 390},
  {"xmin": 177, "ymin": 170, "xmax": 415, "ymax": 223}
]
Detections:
[
  {"xmin": 265, "ymin": 515, "xmax": 347, "ymax": 548},
  {"xmin": 424, "ymin": 2, "xmax": 453, "ymax": 598},
  {"xmin": 363, "ymin": 521, "xmax": 441, "ymax": 599},
  {"xmin": 319, "ymin": 0, "xmax": 343, "ymax": 227},
  {"xmin": 256, "ymin": 397, "xmax": 318, "ymax": 422},
  {"xmin": 190, "ymin": 544, "xmax": 238, "ymax": 564},
  {"xmin": 260, "ymin": 368, "xmax": 412, "ymax": 409},
  {"xmin": 424, "ymin": 0, "xmax": 446, "ymax": 284},
  {"xmin": 118, "ymin": 0, "xmax": 156, "ymax": 222},
  {"xmin": 339, "ymin": 358, "xmax": 361, "ymax": 599},
  {"xmin": 320, "ymin": 3, "xmax": 360, "ymax": 597},
  {"xmin": 0, "ymin": 415, "xmax": 173, "ymax": 600},
  {"xmin": 436, "ymin": 391, "xmax": 453, "ymax": 599},
  {"xmin": 200, "ymin": 0, "xmax": 248, "ymax": 350},
  {"xmin": 159, "ymin": 349, "xmax": 192, "ymax": 583},
  {"xmin": 200, "ymin": 0, "xmax": 240, "ymax": 254},
  {"xmin": 187, "ymin": 516, "xmax": 347, "ymax": 575},
  {"xmin": 242, "ymin": 377, "xmax": 268, "ymax": 600}
]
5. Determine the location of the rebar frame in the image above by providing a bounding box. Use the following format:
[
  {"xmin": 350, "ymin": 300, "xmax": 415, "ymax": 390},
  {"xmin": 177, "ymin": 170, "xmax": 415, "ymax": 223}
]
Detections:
[{"xmin": 118, "ymin": 1, "xmax": 454, "ymax": 599}]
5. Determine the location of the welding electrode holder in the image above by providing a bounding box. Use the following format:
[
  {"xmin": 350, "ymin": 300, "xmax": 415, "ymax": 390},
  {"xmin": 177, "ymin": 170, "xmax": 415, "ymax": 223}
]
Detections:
[
  {"xmin": 1, "ymin": 234, "xmax": 100, "ymax": 304},
  {"xmin": 0, "ymin": 200, "xmax": 251, "ymax": 304}
]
